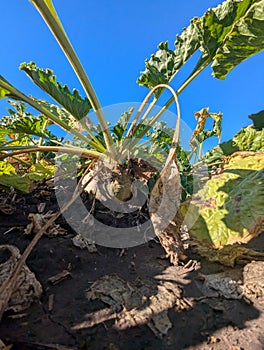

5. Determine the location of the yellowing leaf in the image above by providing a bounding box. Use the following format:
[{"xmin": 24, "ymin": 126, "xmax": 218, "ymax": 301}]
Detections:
[
  {"xmin": 182, "ymin": 152, "xmax": 264, "ymax": 249},
  {"xmin": 28, "ymin": 159, "xmax": 55, "ymax": 181},
  {"xmin": 0, "ymin": 161, "xmax": 30, "ymax": 192}
]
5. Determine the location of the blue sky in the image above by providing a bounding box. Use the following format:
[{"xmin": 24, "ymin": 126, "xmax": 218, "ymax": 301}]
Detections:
[{"xmin": 1, "ymin": 0, "xmax": 264, "ymax": 148}]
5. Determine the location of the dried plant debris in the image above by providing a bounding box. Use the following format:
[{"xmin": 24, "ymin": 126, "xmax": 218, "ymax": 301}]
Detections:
[
  {"xmin": 197, "ymin": 271, "xmax": 243, "ymax": 300},
  {"xmin": 86, "ymin": 272, "xmax": 191, "ymax": 337},
  {"xmin": 24, "ymin": 211, "xmax": 67, "ymax": 237},
  {"xmin": 190, "ymin": 243, "xmax": 264, "ymax": 267},
  {"xmin": 47, "ymin": 270, "xmax": 71, "ymax": 285},
  {"xmin": 0, "ymin": 245, "xmax": 42, "ymax": 313},
  {"xmin": 0, "ymin": 189, "xmax": 16, "ymax": 215},
  {"xmin": 242, "ymin": 261, "xmax": 264, "ymax": 301},
  {"xmin": 196, "ymin": 261, "xmax": 264, "ymax": 302},
  {"xmin": 71, "ymin": 213, "xmax": 97, "ymax": 252},
  {"xmin": 149, "ymin": 158, "xmax": 184, "ymax": 264}
]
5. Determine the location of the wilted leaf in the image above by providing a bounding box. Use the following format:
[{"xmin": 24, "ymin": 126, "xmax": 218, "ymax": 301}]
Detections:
[
  {"xmin": 190, "ymin": 243, "xmax": 264, "ymax": 267},
  {"xmin": 190, "ymin": 108, "xmax": 222, "ymax": 148},
  {"xmin": 182, "ymin": 152, "xmax": 264, "ymax": 262},
  {"xmin": 242, "ymin": 261, "xmax": 264, "ymax": 300}
]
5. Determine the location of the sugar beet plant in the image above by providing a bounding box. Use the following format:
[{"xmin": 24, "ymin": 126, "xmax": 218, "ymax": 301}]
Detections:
[{"xmin": 0, "ymin": 0, "xmax": 264, "ymax": 261}]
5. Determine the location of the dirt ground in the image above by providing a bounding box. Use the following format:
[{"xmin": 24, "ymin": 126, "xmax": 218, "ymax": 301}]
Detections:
[{"xmin": 0, "ymin": 181, "xmax": 263, "ymax": 350}]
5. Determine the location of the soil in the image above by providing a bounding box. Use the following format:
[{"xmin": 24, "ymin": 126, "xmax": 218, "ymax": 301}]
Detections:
[{"xmin": 0, "ymin": 180, "xmax": 263, "ymax": 350}]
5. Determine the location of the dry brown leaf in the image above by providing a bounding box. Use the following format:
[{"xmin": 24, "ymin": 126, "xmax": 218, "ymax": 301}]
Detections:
[
  {"xmin": 149, "ymin": 157, "xmax": 185, "ymax": 264},
  {"xmin": 242, "ymin": 261, "xmax": 264, "ymax": 301},
  {"xmin": 0, "ymin": 245, "xmax": 42, "ymax": 313},
  {"xmin": 86, "ymin": 273, "xmax": 190, "ymax": 337},
  {"xmin": 24, "ymin": 211, "xmax": 67, "ymax": 237}
]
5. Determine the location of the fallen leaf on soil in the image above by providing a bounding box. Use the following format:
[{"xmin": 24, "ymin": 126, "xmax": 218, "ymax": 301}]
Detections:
[
  {"xmin": 72, "ymin": 233, "xmax": 97, "ymax": 252},
  {"xmin": 0, "ymin": 245, "xmax": 42, "ymax": 313},
  {"xmin": 86, "ymin": 272, "xmax": 190, "ymax": 337},
  {"xmin": 24, "ymin": 211, "xmax": 67, "ymax": 237},
  {"xmin": 198, "ymin": 271, "xmax": 243, "ymax": 300},
  {"xmin": 242, "ymin": 261, "xmax": 264, "ymax": 301},
  {"xmin": 197, "ymin": 262, "xmax": 264, "ymax": 303}
]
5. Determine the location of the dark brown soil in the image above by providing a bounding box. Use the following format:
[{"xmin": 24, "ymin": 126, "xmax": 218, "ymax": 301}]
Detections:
[{"xmin": 0, "ymin": 181, "xmax": 263, "ymax": 350}]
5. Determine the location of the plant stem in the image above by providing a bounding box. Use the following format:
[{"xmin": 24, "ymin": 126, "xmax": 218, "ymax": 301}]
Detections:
[
  {"xmin": 199, "ymin": 143, "xmax": 203, "ymax": 160},
  {"xmin": 0, "ymin": 146, "xmax": 102, "ymax": 160},
  {"xmin": 128, "ymin": 59, "xmax": 211, "ymax": 151},
  {"xmin": 0, "ymin": 77, "xmax": 106, "ymax": 153},
  {"xmin": 30, "ymin": 0, "xmax": 115, "ymax": 158},
  {"xmin": 9, "ymin": 155, "xmax": 32, "ymax": 167},
  {"xmin": 36, "ymin": 118, "xmax": 49, "ymax": 163},
  {"xmin": 120, "ymin": 84, "xmax": 181, "ymax": 161}
]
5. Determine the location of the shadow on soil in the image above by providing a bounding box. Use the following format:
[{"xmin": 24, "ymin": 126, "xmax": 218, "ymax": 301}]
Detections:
[{"xmin": 0, "ymin": 183, "xmax": 262, "ymax": 350}]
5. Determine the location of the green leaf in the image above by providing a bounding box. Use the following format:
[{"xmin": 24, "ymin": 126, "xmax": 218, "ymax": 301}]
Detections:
[
  {"xmin": 249, "ymin": 110, "xmax": 264, "ymax": 130},
  {"xmin": 20, "ymin": 62, "xmax": 92, "ymax": 120},
  {"xmin": 204, "ymin": 125, "xmax": 264, "ymax": 166},
  {"xmin": 0, "ymin": 75, "xmax": 17, "ymax": 99},
  {"xmin": 0, "ymin": 161, "xmax": 30, "ymax": 192},
  {"xmin": 137, "ymin": 19, "xmax": 202, "ymax": 92},
  {"xmin": 0, "ymin": 102, "xmax": 55, "ymax": 140},
  {"xmin": 0, "ymin": 87, "xmax": 11, "ymax": 99},
  {"xmin": 112, "ymin": 107, "xmax": 134, "ymax": 140},
  {"xmin": 212, "ymin": 0, "xmax": 264, "ymax": 79},
  {"xmin": 31, "ymin": 98, "xmax": 79, "ymax": 131},
  {"xmin": 137, "ymin": 0, "xmax": 261, "ymax": 90}
]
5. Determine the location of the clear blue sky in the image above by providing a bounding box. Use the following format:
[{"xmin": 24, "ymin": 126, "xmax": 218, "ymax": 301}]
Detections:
[{"xmin": 1, "ymin": 0, "xmax": 264, "ymax": 146}]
